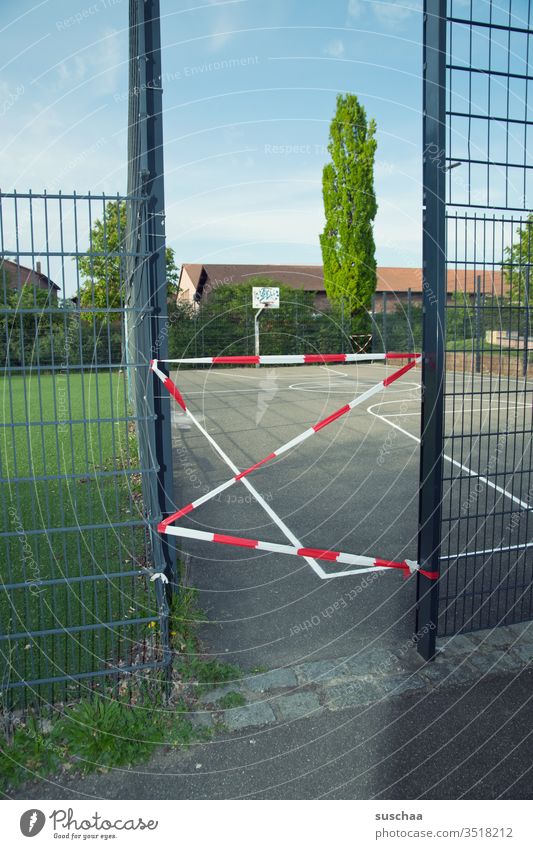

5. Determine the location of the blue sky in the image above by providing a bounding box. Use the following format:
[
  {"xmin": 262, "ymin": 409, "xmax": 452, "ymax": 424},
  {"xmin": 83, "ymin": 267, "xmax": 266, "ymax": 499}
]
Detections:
[{"xmin": 1, "ymin": 0, "xmax": 429, "ymax": 271}]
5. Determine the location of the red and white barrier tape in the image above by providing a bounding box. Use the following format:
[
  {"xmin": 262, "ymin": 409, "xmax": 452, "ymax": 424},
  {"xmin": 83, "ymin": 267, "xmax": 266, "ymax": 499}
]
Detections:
[
  {"xmin": 151, "ymin": 353, "xmax": 429, "ymax": 580},
  {"xmin": 160, "ymin": 525, "xmax": 438, "ymax": 580},
  {"xmin": 152, "ymin": 357, "xmax": 421, "ymax": 529},
  {"xmin": 153, "ymin": 352, "xmax": 418, "ymax": 366}
]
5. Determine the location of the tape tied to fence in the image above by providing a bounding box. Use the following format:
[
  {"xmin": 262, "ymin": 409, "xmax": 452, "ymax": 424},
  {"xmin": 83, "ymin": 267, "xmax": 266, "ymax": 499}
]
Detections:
[
  {"xmin": 160, "ymin": 526, "xmax": 438, "ymax": 580},
  {"xmin": 153, "ymin": 352, "xmax": 419, "ymax": 366},
  {"xmin": 151, "ymin": 353, "xmax": 431, "ymax": 580}
]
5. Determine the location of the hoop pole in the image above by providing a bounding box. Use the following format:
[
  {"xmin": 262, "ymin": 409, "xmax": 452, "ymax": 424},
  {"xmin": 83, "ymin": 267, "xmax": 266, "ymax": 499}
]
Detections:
[{"xmin": 254, "ymin": 305, "xmax": 265, "ymax": 367}]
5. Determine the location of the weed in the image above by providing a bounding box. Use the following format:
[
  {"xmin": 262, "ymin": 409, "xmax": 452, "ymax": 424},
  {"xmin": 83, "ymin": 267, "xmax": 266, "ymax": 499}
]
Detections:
[
  {"xmin": 217, "ymin": 691, "xmax": 246, "ymax": 710},
  {"xmin": 51, "ymin": 697, "xmax": 165, "ymax": 774},
  {"xmin": 0, "ymin": 716, "xmax": 64, "ymax": 789}
]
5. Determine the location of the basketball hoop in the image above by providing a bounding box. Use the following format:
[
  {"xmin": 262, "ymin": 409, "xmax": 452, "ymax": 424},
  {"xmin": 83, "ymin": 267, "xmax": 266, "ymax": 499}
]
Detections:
[{"xmin": 252, "ymin": 286, "xmax": 280, "ymax": 310}]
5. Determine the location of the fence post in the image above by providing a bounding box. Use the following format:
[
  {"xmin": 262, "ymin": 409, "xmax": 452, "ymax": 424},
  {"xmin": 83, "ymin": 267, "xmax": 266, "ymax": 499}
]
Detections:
[
  {"xmin": 416, "ymin": 0, "xmax": 446, "ymax": 661},
  {"xmin": 127, "ymin": 0, "xmax": 176, "ymax": 670},
  {"xmin": 407, "ymin": 287, "xmax": 412, "ymax": 351},
  {"xmin": 519, "ymin": 265, "xmax": 530, "ymax": 377},
  {"xmin": 475, "ymin": 274, "xmax": 482, "ymax": 373},
  {"xmin": 382, "ymin": 291, "xmax": 387, "ymax": 352}
]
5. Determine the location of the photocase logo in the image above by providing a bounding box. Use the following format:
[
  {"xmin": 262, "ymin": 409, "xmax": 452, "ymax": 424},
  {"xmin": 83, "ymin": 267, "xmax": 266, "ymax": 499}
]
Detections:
[{"xmin": 20, "ymin": 810, "xmax": 46, "ymax": 837}]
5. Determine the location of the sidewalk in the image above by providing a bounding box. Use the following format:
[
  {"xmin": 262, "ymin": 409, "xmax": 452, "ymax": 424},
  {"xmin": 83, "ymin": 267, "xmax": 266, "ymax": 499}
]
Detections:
[{"xmin": 15, "ymin": 626, "xmax": 533, "ymax": 800}]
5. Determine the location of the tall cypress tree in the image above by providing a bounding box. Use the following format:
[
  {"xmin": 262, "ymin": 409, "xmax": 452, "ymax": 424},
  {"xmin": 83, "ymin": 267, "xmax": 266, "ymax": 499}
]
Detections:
[{"xmin": 320, "ymin": 94, "xmax": 377, "ymax": 316}]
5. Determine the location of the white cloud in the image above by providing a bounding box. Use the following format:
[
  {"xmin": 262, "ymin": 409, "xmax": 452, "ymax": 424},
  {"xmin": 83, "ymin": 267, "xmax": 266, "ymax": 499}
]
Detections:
[
  {"xmin": 323, "ymin": 39, "xmax": 346, "ymax": 58},
  {"xmin": 347, "ymin": 0, "xmax": 365, "ymax": 20},
  {"xmin": 371, "ymin": 0, "xmax": 422, "ymax": 28},
  {"xmin": 347, "ymin": 0, "xmax": 422, "ymax": 29},
  {"xmin": 54, "ymin": 29, "xmax": 123, "ymax": 97}
]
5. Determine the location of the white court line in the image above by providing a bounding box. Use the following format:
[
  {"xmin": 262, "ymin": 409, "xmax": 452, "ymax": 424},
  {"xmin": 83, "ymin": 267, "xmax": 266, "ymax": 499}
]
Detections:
[
  {"xmin": 179, "ymin": 404, "xmax": 396, "ymax": 580},
  {"xmin": 379, "ymin": 406, "xmax": 528, "ymax": 418},
  {"xmin": 177, "ymin": 404, "xmax": 327, "ymax": 579},
  {"xmin": 367, "ymin": 404, "xmax": 532, "ymax": 511},
  {"xmin": 440, "ymin": 540, "xmax": 533, "ymax": 560}
]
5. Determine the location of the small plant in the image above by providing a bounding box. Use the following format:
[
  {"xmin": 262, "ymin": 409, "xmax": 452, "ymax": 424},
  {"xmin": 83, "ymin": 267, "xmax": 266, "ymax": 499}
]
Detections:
[
  {"xmin": 51, "ymin": 697, "xmax": 165, "ymax": 774},
  {"xmin": 0, "ymin": 716, "xmax": 64, "ymax": 789},
  {"xmin": 175, "ymin": 655, "xmax": 242, "ymax": 688},
  {"xmin": 217, "ymin": 691, "xmax": 246, "ymax": 710}
]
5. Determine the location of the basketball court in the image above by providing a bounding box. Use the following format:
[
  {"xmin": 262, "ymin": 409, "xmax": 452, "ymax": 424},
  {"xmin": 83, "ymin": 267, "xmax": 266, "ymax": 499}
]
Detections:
[{"xmin": 155, "ymin": 352, "xmax": 533, "ymax": 670}]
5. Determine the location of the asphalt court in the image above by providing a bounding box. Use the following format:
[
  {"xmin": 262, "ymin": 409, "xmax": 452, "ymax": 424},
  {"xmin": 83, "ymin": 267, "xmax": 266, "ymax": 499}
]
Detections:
[{"xmin": 165, "ymin": 362, "xmax": 532, "ymax": 668}]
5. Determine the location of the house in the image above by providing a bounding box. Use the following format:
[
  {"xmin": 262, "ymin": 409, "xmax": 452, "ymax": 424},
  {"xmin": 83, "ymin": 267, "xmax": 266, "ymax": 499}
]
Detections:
[
  {"xmin": 1, "ymin": 259, "xmax": 60, "ymax": 301},
  {"xmin": 178, "ymin": 264, "xmax": 504, "ymax": 310}
]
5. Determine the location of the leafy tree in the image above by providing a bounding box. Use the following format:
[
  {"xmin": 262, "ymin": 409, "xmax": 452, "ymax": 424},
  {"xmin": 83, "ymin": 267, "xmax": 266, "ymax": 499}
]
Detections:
[
  {"xmin": 168, "ymin": 278, "xmax": 320, "ymax": 358},
  {"xmin": 320, "ymin": 93, "xmax": 377, "ymax": 317},
  {"xmin": 78, "ymin": 201, "xmax": 179, "ymax": 313},
  {"xmin": 503, "ymin": 213, "xmax": 533, "ymax": 304},
  {"xmin": 446, "ymin": 291, "xmax": 474, "ymax": 340}
]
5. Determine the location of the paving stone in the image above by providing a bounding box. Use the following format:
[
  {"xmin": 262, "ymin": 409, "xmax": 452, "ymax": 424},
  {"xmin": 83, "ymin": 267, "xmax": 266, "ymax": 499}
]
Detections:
[
  {"xmin": 244, "ymin": 667, "xmax": 298, "ymax": 693},
  {"xmin": 510, "ymin": 644, "xmax": 533, "ymax": 665},
  {"xmin": 199, "ymin": 684, "xmax": 244, "ymax": 705},
  {"xmin": 189, "ymin": 711, "xmax": 215, "ymax": 730},
  {"xmin": 271, "ymin": 691, "xmax": 321, "ymax": 721},
  {"xmin": 420, "ymin": 657, "xmax": 477, "ymax": 687},
  {"xmin": 223, "ymin": 702, "xmax": 276, "ymax": 731},
  {"xmin": 505, "ymin": 622, "xmax": 533, "ymax": 641},
  {"xmin": 390, "ymin": 646, "xmax": 428, "ymax": 674},
  {"xmin": 294, "ymin": 658, "xmax": 349, "ymax": 685},
  {"xmin": 474, "ymin": 627, "xmax": 522, "ymax": 650},
  {"xmin": 376, "ymin": 673, "xmax": 426, "ymax": 698},
  {"xmin": 322, "ymin": 679, "xmax": 384, "ymax": 711},
  {"xmin": 463, "ymin": 650, "xmax": 513, "ymax": 676},
  {"xmin": 438, "ymin": 633, "xmax": 479, "ymax": 656},
  {"xmin": 342, "ymin": 648, "xmax": 406, "ymax": 677}
]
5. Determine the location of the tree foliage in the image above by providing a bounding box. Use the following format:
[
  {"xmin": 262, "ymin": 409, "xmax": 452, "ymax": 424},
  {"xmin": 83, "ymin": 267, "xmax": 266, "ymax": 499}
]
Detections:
[
  {"xmin": 0, "ymin": 285, "xmax": 122, "ymax": 366},
  {"xmin": 167, "ymin": 278, "xmax": 350, "ymax": 359},
  {"xmin": 503, "ymin": 213, "xmax": 533, "ymax": 304},
  {"xmin": 320, "ymin": 94, "xmax": 377, "ymax": 316},
  {"xmin": 78, "ymin": 200, "xmax": 179, "ymax": 312}
]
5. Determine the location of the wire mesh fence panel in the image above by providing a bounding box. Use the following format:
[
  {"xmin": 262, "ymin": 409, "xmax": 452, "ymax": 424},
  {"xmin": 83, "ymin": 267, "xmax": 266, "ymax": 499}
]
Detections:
[
  {"xmin": 0, "ymin": 191, "xmax": 165, "ymax": 710},
  {"xmin": 168, "ymin": 292, "xmax": 381, "ymax": 361},
  {"xmin": 420, "ymin": 0, "xmax": 533, "ymax": 643}
]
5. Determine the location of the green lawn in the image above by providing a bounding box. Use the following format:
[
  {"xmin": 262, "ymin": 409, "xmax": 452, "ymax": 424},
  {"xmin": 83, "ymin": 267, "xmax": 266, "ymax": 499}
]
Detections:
[{"xmin": 0, "ymin": 372, "xmax": 158, "ymax": 706}]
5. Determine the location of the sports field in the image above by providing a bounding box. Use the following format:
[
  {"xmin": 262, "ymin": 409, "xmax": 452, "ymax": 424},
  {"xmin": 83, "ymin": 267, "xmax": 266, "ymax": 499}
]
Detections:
[
  {"xmin": 168, "ymin": 361, "xmax": 422, "ymax": 670},
  {"xmin": 0, "ymin": 373, "xmax": 154, "ymax": 701},
  {"xmin": 167, "ymin": 360, "xmax": 533, "ymax": 669}
]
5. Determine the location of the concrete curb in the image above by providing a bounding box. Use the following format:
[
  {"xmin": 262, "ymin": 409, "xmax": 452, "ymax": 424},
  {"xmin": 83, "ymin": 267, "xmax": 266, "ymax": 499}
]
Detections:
[{"xmin": 191, "ymin": 622, "xmax": 533, "ymax": 732}]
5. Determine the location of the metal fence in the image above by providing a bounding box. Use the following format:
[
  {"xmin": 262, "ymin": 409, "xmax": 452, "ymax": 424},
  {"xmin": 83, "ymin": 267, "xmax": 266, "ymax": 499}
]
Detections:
[
  {"xmin": 0, "ymin": 0, "xmax": 173, "ymax": 709},
  {"xmin": 417, "ymin": 0, "xmax": 533, "ymax": 657},
  {"xmin": 167, "ymin": 290, "xmax": 423, "ymax": 360},
  {"xmin": 0, "ymin": 191, "xmax": 165, "ymax": 709}
]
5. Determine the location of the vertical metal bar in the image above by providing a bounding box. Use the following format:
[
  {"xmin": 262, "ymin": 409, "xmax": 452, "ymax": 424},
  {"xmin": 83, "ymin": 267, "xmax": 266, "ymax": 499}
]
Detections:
[
  {"xmin": 522, "ymin": 266, "xmax": 531, "ymax": 377},
  {"xmin": 127, "ymin": 1, "xmax": 175, "ymax": 674},
  {"xmin": 416, "ymin": 0, "xmax": 446, "ymax": 661},
  {"xmin": 407, "ymin": 287, "xmax": 412, "ymax": 351},
  {"xmin": 382, "ymin": 290, "xmax": 387, "ymax": 352},
  {"xmin": 371, "ymin": 293, "xmax": 375, "ymax": 353},
  {"xmin": 475, "ymin": 274, "xmax": 482, "ymax": 374}
]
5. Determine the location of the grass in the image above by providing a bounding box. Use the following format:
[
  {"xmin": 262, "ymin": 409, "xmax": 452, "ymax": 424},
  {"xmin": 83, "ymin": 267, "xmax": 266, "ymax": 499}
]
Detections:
[
  {"xmin": 0, "ymin": 587, "xmax": 242, "ymax": 791},
  {"xmin": 169, "ymin": 588, "xmax": 242, "ymax": 692},
  {"xmin": 0, "ymin": 371, "xmax": 155, "ymax": 703},
  {"xmin": 217, "ymin": 691, "xmax": 246, "ymax": 709},
  {"xmin": 0, "ymin": 371, "xmax": 245, "ymax": 789},
  {"xmin": 0, "ymin": 696, "xmax": 209, "ymax": 789}
]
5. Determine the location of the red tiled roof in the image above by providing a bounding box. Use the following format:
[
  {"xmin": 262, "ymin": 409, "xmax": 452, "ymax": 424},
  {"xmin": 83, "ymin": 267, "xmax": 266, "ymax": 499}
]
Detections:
[
  {"xmin": 179, "ymin": 264, "xmax": 505, "ymax": 296},
  {"xmin": 1, "ymin": 258, "xmax": 60, "ymax": 291}
]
